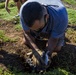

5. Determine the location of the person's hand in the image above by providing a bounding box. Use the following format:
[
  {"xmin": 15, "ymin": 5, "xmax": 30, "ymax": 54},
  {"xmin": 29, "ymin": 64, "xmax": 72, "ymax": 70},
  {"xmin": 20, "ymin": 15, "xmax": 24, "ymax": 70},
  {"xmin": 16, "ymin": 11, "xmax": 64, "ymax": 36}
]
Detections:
[{"xmin": 5, "ymin": 7, "xmax": 10, "ymax": 14}]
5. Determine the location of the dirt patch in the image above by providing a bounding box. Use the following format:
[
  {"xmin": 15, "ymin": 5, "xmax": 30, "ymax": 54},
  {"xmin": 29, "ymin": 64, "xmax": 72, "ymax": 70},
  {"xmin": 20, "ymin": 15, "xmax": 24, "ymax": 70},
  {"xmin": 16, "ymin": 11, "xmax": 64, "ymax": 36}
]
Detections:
[
  {"xmin": 0, "ymin": 19, "xmax": 76, "ymax": 74},
  {"xmin": 0, "ymin": 19, "xmax": 30, "ymax": 71}
]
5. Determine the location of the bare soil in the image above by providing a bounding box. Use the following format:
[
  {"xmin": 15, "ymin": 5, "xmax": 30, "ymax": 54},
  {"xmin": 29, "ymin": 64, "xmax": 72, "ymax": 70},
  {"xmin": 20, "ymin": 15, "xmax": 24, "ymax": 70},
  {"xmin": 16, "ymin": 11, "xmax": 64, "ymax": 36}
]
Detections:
[{"xmin": 0, "ymin": 19, "xmax": 76, "ymax": 74}]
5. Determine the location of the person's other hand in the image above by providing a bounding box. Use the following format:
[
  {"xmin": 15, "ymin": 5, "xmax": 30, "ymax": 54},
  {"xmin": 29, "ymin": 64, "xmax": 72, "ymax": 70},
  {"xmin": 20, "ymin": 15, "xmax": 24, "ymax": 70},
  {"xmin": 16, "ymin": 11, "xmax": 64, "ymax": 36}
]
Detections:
[{"xmin": 5, "ymin": 7, "xmax": 11, "ymax": 14}]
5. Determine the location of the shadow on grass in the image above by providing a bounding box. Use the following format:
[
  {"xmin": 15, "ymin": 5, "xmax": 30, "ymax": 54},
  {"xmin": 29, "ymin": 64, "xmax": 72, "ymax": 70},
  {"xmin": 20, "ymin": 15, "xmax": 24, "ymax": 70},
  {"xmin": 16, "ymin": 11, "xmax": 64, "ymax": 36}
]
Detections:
[
  {"xmin": 50, "ymin": 43, "xmax": 76, "ymax": 75},
  {"xmin": 0, "ymin": 49, "xmax": 26, "ymax": 74},
  {"xmin": 0, "ymin": 41, "xmax": 76, "ymax": 75}
]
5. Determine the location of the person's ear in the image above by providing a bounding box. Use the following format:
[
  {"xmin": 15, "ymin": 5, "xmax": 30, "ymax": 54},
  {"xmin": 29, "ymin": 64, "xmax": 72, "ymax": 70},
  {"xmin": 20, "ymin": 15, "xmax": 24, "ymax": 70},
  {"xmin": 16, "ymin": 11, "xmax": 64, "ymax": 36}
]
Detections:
[{"xmin": 45, "ymin": 14, "xmax": 49, "ymax": 22}]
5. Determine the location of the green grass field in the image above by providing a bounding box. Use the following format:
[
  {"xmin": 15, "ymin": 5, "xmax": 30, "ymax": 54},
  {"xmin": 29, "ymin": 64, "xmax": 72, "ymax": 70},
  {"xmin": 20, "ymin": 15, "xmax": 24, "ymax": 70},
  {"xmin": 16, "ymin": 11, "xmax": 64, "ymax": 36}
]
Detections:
[{"xmin": 0, "ymin": 0, "xmax": 76, "ymax": 75}]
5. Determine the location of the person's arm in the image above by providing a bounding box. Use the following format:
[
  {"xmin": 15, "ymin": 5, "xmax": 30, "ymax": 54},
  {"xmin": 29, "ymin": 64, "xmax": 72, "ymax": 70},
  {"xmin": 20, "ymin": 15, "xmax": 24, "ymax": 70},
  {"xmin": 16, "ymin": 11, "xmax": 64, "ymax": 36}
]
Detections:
[
  {"xmin": 5, "ymin": 0, "xmax": 10, "ymax": 13},
  {"xmin": 23, "ymin": 30, "xmax": 39, "ymax": 50},
  {"xmin": 47, "ymin": 37, "xmax": 59, "ymax": 55},
  {"xmin": 23, "ymin": 30, "xmax": 45, "ymax": 65}
]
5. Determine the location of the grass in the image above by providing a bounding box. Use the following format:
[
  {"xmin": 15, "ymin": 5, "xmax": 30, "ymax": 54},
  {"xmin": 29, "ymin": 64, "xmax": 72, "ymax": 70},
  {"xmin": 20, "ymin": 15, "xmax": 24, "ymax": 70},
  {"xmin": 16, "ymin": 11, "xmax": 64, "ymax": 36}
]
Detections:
[
  {"xmin": 63, "ymin": 0, "xmax": 76, "ymax": 6},
  {"xmin": 14, "ymin": 24, "xmax": 22, "ymax": 31},
  {"xmin": 0, "ymin": 1, "xmax": 18, "ymax": 20},
  {"xmin": 67, "ymin": 8, "xmax": 76, "ymax": 25},
  {"xmin": 66, "ymin": 8, "xmax": 76, "ymax": 43},
  {"xmin": 66, "ymin": 28, "xmax": 76, "ymax": 43},
  {"xmin": 0, "ymin": 2, "xmax": 5, "ymax": 9},
  {"xmin": 0, "ymin": 0, "xmax": 76, "ymax": 75},
  {"xmin": 0, "ymin": 7, "xmax": 18, "ymax": 20},
  {"xmin": 0, "ymin": 67, "xmax": 74, "ymax": 75},
  {"xmin": 0, "ymin": 30, "xmax": 18, "ymax": 42},
  {"xmin": 0, "ymin": 30, "xmax": 10, "ymax": 42}
]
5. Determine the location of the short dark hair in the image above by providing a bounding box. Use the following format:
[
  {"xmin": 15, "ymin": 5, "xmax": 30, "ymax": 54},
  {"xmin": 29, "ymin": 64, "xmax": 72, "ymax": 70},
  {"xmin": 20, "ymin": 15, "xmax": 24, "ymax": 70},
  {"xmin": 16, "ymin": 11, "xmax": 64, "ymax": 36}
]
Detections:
[{"xmin": 22, "ymin": 2, "xmax": 44, "ymax": 27}]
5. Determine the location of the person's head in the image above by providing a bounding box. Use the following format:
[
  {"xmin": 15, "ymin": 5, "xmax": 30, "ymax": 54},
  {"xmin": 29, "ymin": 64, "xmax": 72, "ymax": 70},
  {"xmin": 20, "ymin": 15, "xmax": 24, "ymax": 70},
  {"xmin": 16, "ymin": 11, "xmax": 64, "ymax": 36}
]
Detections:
[{"xmin": 22, "ymin": 2, "xmax": 49, "ymax": 31}]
